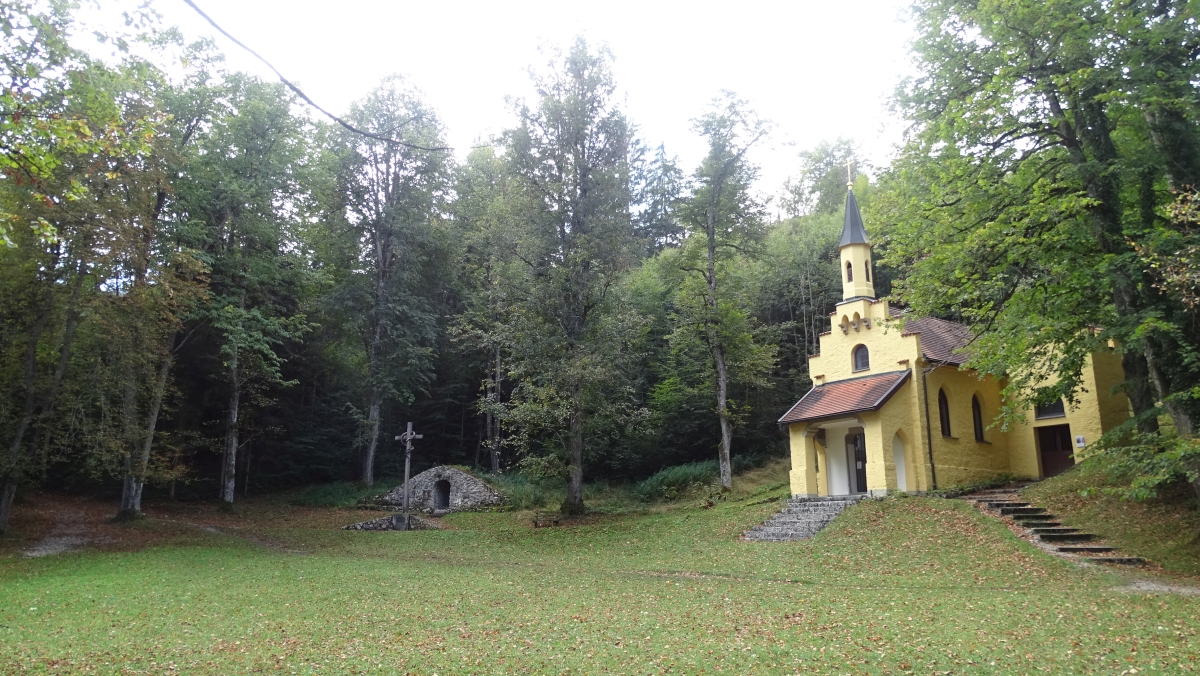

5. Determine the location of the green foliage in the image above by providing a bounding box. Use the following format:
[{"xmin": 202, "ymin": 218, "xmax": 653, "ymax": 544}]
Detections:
[
  {"xmin": 1085, "ymin": 433, "xmax": 1200, "ymax": 502},
  {"xmin": 289, "ymin": 477, "xmax": 402, "ymax": 509},
  {"xmin": 876, "ymin": 0, "xmax": 1200, "ymax": 429},
  {"xmin": 635, "ymin": 460, "xmax": 719, "ymax": 501},
  {"xmin": 635, "ymin": 454, "xmax": 771, "ymax": 502}
]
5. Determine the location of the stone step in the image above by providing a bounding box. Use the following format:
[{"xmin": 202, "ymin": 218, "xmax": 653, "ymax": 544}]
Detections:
[
  {"xmin": 1030, "ymin": 527, "xmax": 1079, "ymax": 535},
  {"xmin": 1086, "ymin": 556, "xmax": 1147, "ymax": 566},
  {"xmin": 1000, "ymin": 506, "xmax": 1046, "ymax": 516},
  {"xmin": 984, "ymin": 501, "xmax": 1028, "ymax": 509},
  {"xmin": 757, "ymin": 516, "xmax": 834, "ymax": 527},
  {"xmin": 744, "ymin": 496, "xmax": 862, "ymax": 541},
  {"xmin": 1040, "ymin": 532, "xmax": 1096, "ymax": 543},
  {"xmin": 1057, "ymin": 545, "xmax": 1115, "ymax": 554},
  {"xmin": 1020, "ymin": 521, "xmax": 1063, "ymax": 528},
  {"xmin": 1014, "ymin": 513, "xmax": 1057, "ymax": 522}
]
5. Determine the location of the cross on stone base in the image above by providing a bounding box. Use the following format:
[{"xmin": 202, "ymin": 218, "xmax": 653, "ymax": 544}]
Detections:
[{"xmin": 393, "ymin": 422, "xmax": 423, "ymax": 530}]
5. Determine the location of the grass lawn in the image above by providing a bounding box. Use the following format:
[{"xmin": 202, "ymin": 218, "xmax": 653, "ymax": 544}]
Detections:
[{"xmin": 2, "ymin": 465, "xmax": 1198, "ymax": 675}]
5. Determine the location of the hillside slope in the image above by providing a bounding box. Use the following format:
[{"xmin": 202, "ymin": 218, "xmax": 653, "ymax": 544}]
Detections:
[{"xmin": 1021, "ymin": 460, "xmax": 1200, "ymax": 577}]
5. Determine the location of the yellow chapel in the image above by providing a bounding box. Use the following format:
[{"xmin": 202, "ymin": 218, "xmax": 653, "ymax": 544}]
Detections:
[{"xmin": 779, "ymin": 188, "xmax": 1131, "ymax": 497}]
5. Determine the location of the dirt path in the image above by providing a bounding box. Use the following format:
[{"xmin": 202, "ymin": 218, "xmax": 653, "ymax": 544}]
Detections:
[{"xmin": 21, "ymin": 517, "xmax": 93, "ymax": 557}]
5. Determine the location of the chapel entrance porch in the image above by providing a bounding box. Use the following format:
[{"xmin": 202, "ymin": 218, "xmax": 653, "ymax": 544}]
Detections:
[{"xmin": 816, "ymin": 421, "xmax": 869, "ymax": 496}]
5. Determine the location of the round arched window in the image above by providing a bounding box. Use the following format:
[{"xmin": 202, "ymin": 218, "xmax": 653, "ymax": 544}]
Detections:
[
  {"xmin": 853, "ymin": 345, "xmax": 869, "ymax": 371},
  {"xmin": 845, "ymin": 261, "xmax": 853, "ymax": 282},
  {"xmin": 938, "ymin": 389, "xmax": 952, "ymax": 437},
  {"xmin": 972, "ymin": 395, "xmax": 985, "ymax": 442}
]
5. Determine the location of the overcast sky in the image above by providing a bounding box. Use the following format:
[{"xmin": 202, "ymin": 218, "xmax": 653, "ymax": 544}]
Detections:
[{"xmin": 86, "ymin": 0, "xmax": 916, "ymax": 199}]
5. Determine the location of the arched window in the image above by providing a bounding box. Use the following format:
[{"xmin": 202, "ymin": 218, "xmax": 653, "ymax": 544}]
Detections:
[
  {"xmin": 846, "ymin": 261, "xmax": 853, "ymax": 282},
  {"xmin": 938, "ymin": 389, "xmax": 952, "ymax": 437},
  {"xmin": 972, "ymin": 395, "xmax": 985, "ymax": 442},
  {"xmin": 864, "ymin": 260, "xmax": 871, "ymax": 282},
  {"xmin": 852, "ymin": 345, "xmax": 869, "ymax": 371}
]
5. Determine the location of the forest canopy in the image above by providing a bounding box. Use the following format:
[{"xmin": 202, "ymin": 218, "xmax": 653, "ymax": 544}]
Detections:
[{"xmin": 3, "ymin": 0, "xmax": 1200, "ymax": 528}]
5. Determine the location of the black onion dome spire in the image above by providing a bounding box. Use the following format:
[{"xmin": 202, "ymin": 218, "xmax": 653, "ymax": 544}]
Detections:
[{"xmin": 838, "ymin": 189, "xmax": 869, "ymax": 248}]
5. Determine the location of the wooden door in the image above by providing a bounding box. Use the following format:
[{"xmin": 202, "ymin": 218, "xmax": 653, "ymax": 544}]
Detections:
[{"xmin": 1037, "ymin": 425, "xmax": 1074, "ymax": 478}]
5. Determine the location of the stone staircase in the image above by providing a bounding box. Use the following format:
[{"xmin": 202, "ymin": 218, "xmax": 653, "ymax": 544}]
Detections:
[
  {"xmin": 742, "ymin": 495, "xmax": 867, "ymax": 541},
  {"xmin": 965, "ymin": 487, "xmax": 1146, "ymax": 566}
]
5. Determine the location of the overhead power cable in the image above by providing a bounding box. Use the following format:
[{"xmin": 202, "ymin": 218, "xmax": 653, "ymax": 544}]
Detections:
[{"xmin": 180, "ymin": 0, "xmax": 450, "ymax": 152}]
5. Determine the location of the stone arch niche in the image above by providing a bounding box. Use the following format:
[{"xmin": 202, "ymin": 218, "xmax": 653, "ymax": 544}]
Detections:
[
  {"xmin": 434, "ymin": 479, "xmax": 451, "ymax": 510},
  {"xmin": 376, "ymin": 466, "xmax": 506, "ymax": 514}
]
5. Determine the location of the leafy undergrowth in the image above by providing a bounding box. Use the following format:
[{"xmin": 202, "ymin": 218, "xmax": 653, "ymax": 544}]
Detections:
[
  {"xmin": 1, "ymin": 485, "xmax": 1198, "ymax": 674},
  {"xmin": 1022, "ymin": 459, "xmax": 1200, "ymax": 577},
  {"xmin": 290, "ymin": 476, "xmax": 405, "ymax": 508}
]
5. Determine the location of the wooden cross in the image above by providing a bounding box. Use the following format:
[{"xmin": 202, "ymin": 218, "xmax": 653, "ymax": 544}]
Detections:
[{"xmin": 393, "ymin": 422, "xmax": 423, "ymax": 529}]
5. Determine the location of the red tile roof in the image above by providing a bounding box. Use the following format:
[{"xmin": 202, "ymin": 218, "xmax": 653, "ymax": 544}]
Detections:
[
  {"xmin": 901, "ymin": 316, "xmax": 972, "ymax": 365},
  {"xmin": 779, "ymin": 370, "xmax": 911, "ymax": 425}
]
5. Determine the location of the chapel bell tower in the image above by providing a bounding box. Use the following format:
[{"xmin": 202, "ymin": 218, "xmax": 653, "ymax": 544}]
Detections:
[{"xmin": 839, "ymin": 186, "xmax": 875, "ymax": 301}]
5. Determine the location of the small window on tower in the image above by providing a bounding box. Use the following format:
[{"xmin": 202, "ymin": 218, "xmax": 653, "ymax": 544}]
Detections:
[
  {"xmin": 846, "ymin": 261, "xmax": 853, "ymax": 282},
  {"xmin": 853, "ymin": 345, "xmax": 869, "ymax": 372},
  {"xmin": 865, "ymin": 261, "xmax": 871, "ymax": 282}
]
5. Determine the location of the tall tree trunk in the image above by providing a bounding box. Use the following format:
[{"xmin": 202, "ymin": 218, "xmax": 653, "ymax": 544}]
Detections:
[
  {"xmin": 0, "ymin": 301, "xmax": 53, "ymax": 533},
  {"xmin": 362, "ymin": 391, "xmax": 381, "ymax": 487},
  {"xmin": 490, "ymin": 345, "xmax": 502, "ymax": 473},
  {"xmin": 705, "ymin": 204, "xmax": 733, "ymax": 490},
  {"xmin": 1051, "ymin": 87, "xmax": 1161, "ymax": 433},
  {"xmin": 714, "ymin": 344, "xmax": 733, "ymax": 490},
  {"xmin": 119, "ymin": 351, "xmax": 172, "ymax": 516},
  {"xmin": 361, "ymin": 232, "xmax": 389, "ymax": 487},
  {"xmin": 1145, "ymin": 338, "xmax": 1194, "ymax": 436},
  {"xmin": 220, "ymin": 290, "xmax": 246, "ymax": 506},
  {"xmin": 221, "ymin": 344, "xmax": 240, "ymax": 506},
  {"xmin": 118, "ymin": 368, "xmax": 140, "ymax": 515},
  {"xmin": 563, "ymin": 405, "xmax": 585, "ymax": 515}
]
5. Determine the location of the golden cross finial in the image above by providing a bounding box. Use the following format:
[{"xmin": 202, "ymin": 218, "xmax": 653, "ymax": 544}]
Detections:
[{"xmin": 847, "ymin": 157, "xmax": 853, "ymax": 189}]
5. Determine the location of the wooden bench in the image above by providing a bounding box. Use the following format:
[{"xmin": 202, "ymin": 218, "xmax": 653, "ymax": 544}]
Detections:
[{"xmin": 532, "ymin": 510, "xmax": 561, "ymax": 528}]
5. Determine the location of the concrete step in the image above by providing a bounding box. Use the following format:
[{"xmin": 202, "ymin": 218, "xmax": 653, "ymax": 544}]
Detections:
[
  {"xmin": 1086, "ymin": 556, "xmax": 1147, "ymax": 566},
  {"xmin": 1014, "ymin": 514, "xmax": 1057, "ymax": 522},
  {"xmin": 1057, "ymin": 545, "xmax": 1115, "ymax": 554},
  {"xmin": 1040, "ymin": 532, "xmax": 1096, "ymax": 543},
  {"xmin": 1020, "ymin": 521, "xmax": 1063, "ymax": 528},
  {"xmin": 1000, "ymin": 506, "xmax": 1046, "ymax": 516},
  {"xmin": 1030, "ymin": 527, "xmax": 1079, "ymax": 535},
  {"xmin": 983, "ymin": 501, "xmax": 1027, "ymax": 509}
]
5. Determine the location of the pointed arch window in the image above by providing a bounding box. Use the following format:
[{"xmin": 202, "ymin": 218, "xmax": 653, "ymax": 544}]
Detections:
[
  {"xmin": 852, "ymin": 345, "xmax": 869, "ymax": 372},
  {"xmin": 972, "ymin": 395, "xmax": 985, "ymax": 442},
  {"xmin": 938, "ymin": 389, "xmax": 952, "ymax": 437},
  {"xmin": 864, "ymin": 260, "xmax": 871, "ymax": 282},
  {"xmin": 846, "ymin": 261, "xmax": 853, "ymax": 282}
]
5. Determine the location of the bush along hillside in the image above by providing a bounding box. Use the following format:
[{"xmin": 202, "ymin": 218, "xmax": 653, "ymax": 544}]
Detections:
[{"xmin": 1021, "ymin": 455, "xmax": 1200, "ymax": 577}]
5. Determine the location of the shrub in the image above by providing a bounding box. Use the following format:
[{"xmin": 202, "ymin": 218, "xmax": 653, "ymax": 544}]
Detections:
[
  {"xmin": 636, "ymin": 461, "xmax": 719, "ymax": 501},
  {"xmin": 483, "ymin": 472, "xmax": 564, "ymax": 510},
  {"xmin": 290, "ymin": 477, "xmax": 402, "ymax": 508},
  {"xmin": 1086, "ymin": 433, "xmax": 1200, "ymax": 501}
]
